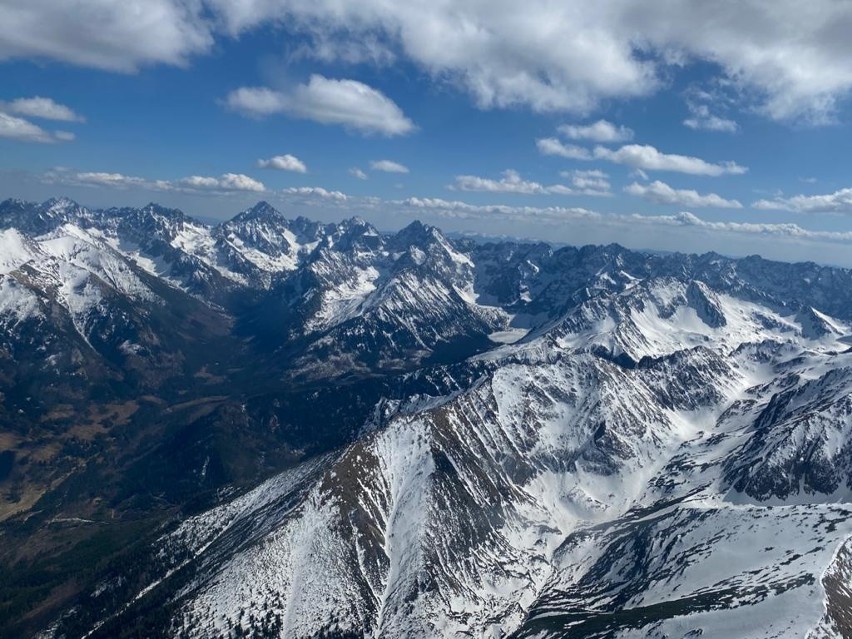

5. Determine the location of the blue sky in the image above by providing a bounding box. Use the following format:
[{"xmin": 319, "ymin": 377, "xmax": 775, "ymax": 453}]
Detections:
[{"xmin": 3, "ymin": 1, "xmax": 852, "ymax": 264}]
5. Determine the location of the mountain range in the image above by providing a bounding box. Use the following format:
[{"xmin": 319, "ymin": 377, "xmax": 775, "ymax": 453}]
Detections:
[{"xmin": 3, "ymin": 197, "xmax": 852, "ymax": 638}]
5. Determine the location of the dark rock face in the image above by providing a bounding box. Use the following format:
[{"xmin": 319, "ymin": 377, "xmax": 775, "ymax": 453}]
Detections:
[{"xmin": 686, "ymin": 280, "xmax": 727, "ymax": 328}]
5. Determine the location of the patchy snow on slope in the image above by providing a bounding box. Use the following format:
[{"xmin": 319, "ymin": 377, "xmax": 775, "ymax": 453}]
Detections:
[
  {"xmin": 304, "ymin": 264, "xmax": 383, "ymax": 333},
  {"xmin": 0, "ymin": 228, "xmax": 36, "ymax": 274},
  {"xmin": 488, "ymin": 327, "xmax": 530, "ymax": 344},
  {"xmin": 0, "ymin": 276, "xmax": 42, "ymax": 325}
]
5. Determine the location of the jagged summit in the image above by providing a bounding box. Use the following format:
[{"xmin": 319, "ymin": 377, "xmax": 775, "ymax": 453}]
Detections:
[
  {"xmin": 796, "ymin": 305, "xmax": 844, "ymax": 339},
  {"xmin": 230, "ymin": 199, "xmax": 285, "ymax": 222},
  {"xmin": 391, "ymin": 218, "xmax": 441, "ymax": 245}
]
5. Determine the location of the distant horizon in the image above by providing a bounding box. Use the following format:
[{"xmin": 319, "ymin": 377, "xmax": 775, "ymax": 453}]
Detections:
[
  {"xmin": 6, "ymin": 194, "xmax": 852, "ymax": 271},
  {"xmin": 4, "ymin": 2, "xmax": 852, "ymax": 270}
]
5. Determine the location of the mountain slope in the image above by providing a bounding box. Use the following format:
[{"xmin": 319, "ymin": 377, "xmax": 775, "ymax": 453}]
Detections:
[{"xmin": 4, "ymin": 198, "xmax": 852, "ymax": 638}]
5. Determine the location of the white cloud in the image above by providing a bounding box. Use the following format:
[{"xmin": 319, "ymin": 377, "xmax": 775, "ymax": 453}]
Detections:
[
  {"xmin": 561, "ymin": 169, "xmax": 611, "ymax": 193},
  {"xmin": 452, "ymin": 169, "xmax": 609, "ymax": 196},
  {"xmin": 2, "ymin": 97, "xmax": 84, "ymax": 122},
  {"xmin": 208, "ymin": 1, "xmax": 658, "ymax": 113},
  {"xmin": 453, "ymin": 169, "xmax": 562, "ymax": 194},
  {"xmin": 683, "ymin": 103, "xmax": 738, "ymax": 132},
  {"xmin": 282, "ymin": 186, "xmax": 348, "ymax": 201},
  {"xmin": 289, "ymin": 32, "xmax": 396, "ymax": 67},
  {"xmin": 593, "ymin": 144, "xmax": 748, "ymax": 176},
  {"xmin": 206, "ymin": 1, "xmax": 852, "ymax": 123},
  {"xmin": 46, "ymin": 169, "xmax": 265, "ymax": 193},
  {"xmin": 0, "ymin": 0, "xmax": 213, "ymax": 72},
  {"xmin": 257, "ymin": 154, "xmax": 308, "ymax": 173},
  {"xmin": 753, "ymin": 188, "xmax": 852, "ymax": 214},
  {"xmin": 536, "ymin": 138, "xmax": 594, "ymax": 160},
  {"xmin": 558, "ymin": 120, "xmax": 633, "ymax": 142},
  {"xmin": 5, "ymin": 3, "xmax": 852, "ymax": 123},
  {"xmin": 572, "ymin": 169, "xmax": 608, "ymax": 179},
  {"xmin": 397, "ymin": 195, "xmax": 852, "ymax": 245},
  {"xmin": 349, "ymin": 167, "xmax": 368, "ymax": 180},
  {"xmin": 625, "ymin": 180, "xmax": 742, "ymax": 208},
  {"xmin": 71, "ymin": 172, "xmax": 150, "ymax": 188},
  {"xmin": 370, "ymin": 160, "xmax": 409, "ymax": 174},
  {"xmin": 179, "ymin": 176, "xmax": 219, "ymax": 189},
  {"xmin": 399, "ymin": 196, "xmax": 600, "ymax": 223},
  {"xmin": 0, "ymin": 112, "xmax": 73, "ymax": 143},
  {"xmin": 225, "ymin": 75, "xmax": 415, "ymax": 136},
  {"xmin": 183, "ymin": 173, "xmax": 266, "ymax": 192},
  {"xmin": 537, "ymin": 138, "xmax": 747, "ymax": 176},
  {"xmin": 224, "ymin": 87, "xmax": 287, "ymax": 117},
  {"xmin": 663, "ymin": 211, "xmax": 852, "ymax": 243}
]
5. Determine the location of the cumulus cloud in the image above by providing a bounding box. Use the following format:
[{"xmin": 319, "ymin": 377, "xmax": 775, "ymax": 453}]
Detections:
[
  {"xmin": 225, "ymin": 75, "xmax": 415, "ymax": 136},
  {"xmin": 683, "ymin": 103, "xmax": 738, "ymax": 132},
  {"xmin": 223, "ymin": 87, "xmax": 287, "ymax": 117},
  {"xmin": 0, "ymin": 0, "xmax": 213, "ymax": 72},
  {"xmin": 594, "ymin": 144, "xmax": 747, "ymax": 176},
  {"xmin": 349, "ymin": 167, "xmax": 368, "ymax": 180},
  {"xmin": 397, "ymin": 195, "xmax": 852, "ymax": 245},
  {"xmin": 0, "ymin": 112, "xmax": 52, "ymax": 143},
  {"xmin": 180, "ymin": 173, "xmax": 266, "ymax": 192},
  {"xmin": 625, "ymin": 180, "xmax": 742, "ymax": 208},
  {"xmin": 370, "ymin": 160, "xmax": 409, "ymax": 173},
  {"xmin": 561, "ymin": 169, "xmax": 611, "ymax": 193},
  {"xmin": 753, "ymin": 188, "xmax": 852, "ymax": 214},
  {"xmin": 451, "ymin": 169, "xmax": 609, "ymax": 196},
  {"xmin": 0, "ymin": 112, "xmax": 74, "ymax": 143},
  {"xmin": 663, "ymin": 211, "xmax": 852, "ymax": 242},
  {"xmin": 536, "ymin": 138, "xmax": 594, "ymax": 160},
  {"xmin": 257, "ymin": 154, "xmax": 308, "ymax": 173},
  {"xmin": 398, "ymin": 196, "xmax": 601, "ymax": 223},
  {"xmin": 537, "ymin": 138, "xmax": 747, "ymax": 176},
  {"xmin": 70, "ymin": 172, "xmax": 151, "ymax": 188},
  {"xmin": 206, "ymin": 0, "xmax": 852, "ymax": 122},
  {"xmin": 558, "ymin": 120, "xmax": 633, "ymax": 143},
  {"xmin": 452, "ymin": 170, "xmax": 566, "ymax": 195},
  {"xmin": 5, "ymin": 2, "xmax": 852, "ymax": 123},
  {"xmin": 209, "ymin": 1, "xmax": 657, "ymax": 113},
  {"xmin": 45, "ymin": 168, "xmax": 266, "ymax": 193},
  {"xmin": 282, "ymin": 186, "xmax": 348, "ymax": 201},
  {"xmin": 2, "ymin": 96, "xmax": 84, "ymax": 122}
]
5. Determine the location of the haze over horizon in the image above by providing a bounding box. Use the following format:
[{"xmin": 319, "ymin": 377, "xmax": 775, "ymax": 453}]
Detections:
[{"xmin": 3, "ymin": 1, "xmax": 852, "ymax": 264}]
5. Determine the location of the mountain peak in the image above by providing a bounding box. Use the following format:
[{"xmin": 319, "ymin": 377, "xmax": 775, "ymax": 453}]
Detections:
[
  {"xmin": 43, "ymin": 196, "xmax": 79, "ymax": 208},
  {"xmin": 0, "ymin": 197, "xmax": 31, "ymax": 213},
  {"xmin": 247, "ymin": 200, "xmax": 279, "ymax": 216},
  {"xmin": 796, "ymin": 305, "xmax": 842, "ymax": 338},
  {"xmin": 42, "ymin": 197, "xmax": 88, "ymax": 220},
  {"xmin": 392, "ymin": 219, "xmax": 444, "ymax": 247},
  {"xmin": 336, "ymin": 215, "xmax": 378, "ymax": 237},
  {"xmin": 230, "ymin": 200, "xmax": 287, "ymax": 224},
  {"xmin": 1, "ymin": 197, "xmax": 87, "ymax": 233},
  {"xmin": 138, "ymin": 201, "xmax": 188, "ymax": 219},
  {"xmin": 401, "ymin": 219, "xmax": 428, "ymax": 233}
]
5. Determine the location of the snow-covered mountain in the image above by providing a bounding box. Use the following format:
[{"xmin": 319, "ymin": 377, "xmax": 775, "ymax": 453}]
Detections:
[{"xmin": 4, "ymin": 198, "xmax": 852, "ymax": 639}]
